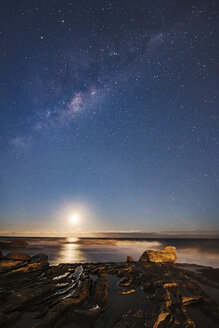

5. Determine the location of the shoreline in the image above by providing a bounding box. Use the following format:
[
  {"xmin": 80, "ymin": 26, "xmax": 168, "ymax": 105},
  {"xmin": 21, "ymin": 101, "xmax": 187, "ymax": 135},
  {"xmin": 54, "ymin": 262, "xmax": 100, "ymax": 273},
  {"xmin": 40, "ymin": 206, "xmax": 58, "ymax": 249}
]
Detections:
[{"xmin": 0, "ymin": 247, "xmax": 219, "ymax": 327}]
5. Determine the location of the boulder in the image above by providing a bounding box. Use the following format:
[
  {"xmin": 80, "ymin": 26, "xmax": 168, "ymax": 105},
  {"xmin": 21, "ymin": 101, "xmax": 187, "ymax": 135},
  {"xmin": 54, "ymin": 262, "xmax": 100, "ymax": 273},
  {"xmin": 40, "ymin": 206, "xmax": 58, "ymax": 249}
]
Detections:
[
  {"xmin": 13, "ymin": 260, "xmax": 49, "ymax": 273},
  {"xmin": 139, "ymin": 246, "xmax": 177, "ymax": 263},
  {"xmin": 4, "ymin": 252, "xmax": 31, "ymax": 262},
  {"xmin": 0, "ymin": 260, "xmax": 24, "ymax": 272},
  {"xmin": 127, "ymin": 256, "xmax": 134, "ymax": 262}
]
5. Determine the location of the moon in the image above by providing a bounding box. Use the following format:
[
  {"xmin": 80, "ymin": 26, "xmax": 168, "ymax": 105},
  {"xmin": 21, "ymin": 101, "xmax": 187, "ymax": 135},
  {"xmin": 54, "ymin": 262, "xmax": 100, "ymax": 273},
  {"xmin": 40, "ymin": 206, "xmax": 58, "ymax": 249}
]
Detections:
[{"xmin": 70, "ymin": 214, "xmax": 79, "ymax": 224}]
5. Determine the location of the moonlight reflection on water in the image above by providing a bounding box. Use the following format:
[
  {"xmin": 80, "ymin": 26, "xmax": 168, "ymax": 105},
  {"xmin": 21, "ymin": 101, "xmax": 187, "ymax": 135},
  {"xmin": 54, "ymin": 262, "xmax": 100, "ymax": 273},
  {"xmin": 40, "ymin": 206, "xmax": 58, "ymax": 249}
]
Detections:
[
  {"xmin": 49, "ymin": 238, "xmax": 219, "ymax": 267},
  {"xmin": 1, "ymin": 237, "xmax": 219, "ymax": 268}
]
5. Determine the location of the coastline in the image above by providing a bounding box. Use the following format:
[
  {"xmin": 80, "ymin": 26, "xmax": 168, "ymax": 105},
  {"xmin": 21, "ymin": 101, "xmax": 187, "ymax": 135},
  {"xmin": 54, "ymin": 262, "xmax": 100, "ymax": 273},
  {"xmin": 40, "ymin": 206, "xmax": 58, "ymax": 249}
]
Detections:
[
  {"xmin": 0, "ymin": 236, "xmax": 219, "ymax": 268},
  {"xmin": 0, "ymin": 247, "xmax": 219, "ymax": 328}
]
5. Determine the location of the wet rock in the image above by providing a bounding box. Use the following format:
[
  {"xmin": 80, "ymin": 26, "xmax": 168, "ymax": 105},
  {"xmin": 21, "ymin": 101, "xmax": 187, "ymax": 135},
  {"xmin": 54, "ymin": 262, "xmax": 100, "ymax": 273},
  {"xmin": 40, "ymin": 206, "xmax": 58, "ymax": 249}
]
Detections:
[
  {"xmin": 12, "ymin": 260, "xmax": 49, "ymax": 273},
  {"xmin": 32, "ymin": 254, "xmax": 48, "ymax": 262},
  {"xmin": 0, "ymin": 251, "xmax": 217, "ymax": 328},
  {"xmin": 117, "ymin": 265, "xmax": 132, "ymax": 277},
  {"xmin": 118, "ymin": 275, "xmax": 133, "ymax": 287},
  {"xmin": 90, "ymin": 265, "xmax": 106, "ymax": 275},
  {"xmin": 118, "ymin": 288, "xmax": 136, "ymax": 295},
  {"xmin": 163, "ymin": 282, "xmax": 177, "ymax": 288},
  {"xmin": 74, "ymin": 304, "xmax": 102, "ymax": 316},
  {"xmin": 153, "ymin": 312, "xmax": 170, "ymax": 328},
  {"xmin": 127, "ymin": 256, "xmax": 134, "ymax": 262},
  {"xmin": 112, "ymin": 309, "xmax": 145, "ymax": 328},
  {"xmin": 4, "ymin": 252, "xmax": 31, "ymax": 262},
  {"xmin": 0, "ymin": 260, "xmax": 25, "ymax": 272},
  {"xmin": 93, "ymin": 277, "xmax": 109, "ymax": 305},
  {"xmin": 0, "ymin": 310, "xmax": 20, "ymax": 327},
  {"xmin": 46, "ymin": 264, "xmax": 70, "ymax": 277},
  {"xmin": 5, "ymin": 285, "xmax": 53, "ymax": 311},
  {"xmin": 139, "ymin": 246, "xmax": 177, "ymax": 263},
  {"xmin": 181, "ymin": 295, "xmax": 202, "ymax": 305},
  {"xmin": 32, "ymin": 278, "xmax": 92, "ymax": 328}
]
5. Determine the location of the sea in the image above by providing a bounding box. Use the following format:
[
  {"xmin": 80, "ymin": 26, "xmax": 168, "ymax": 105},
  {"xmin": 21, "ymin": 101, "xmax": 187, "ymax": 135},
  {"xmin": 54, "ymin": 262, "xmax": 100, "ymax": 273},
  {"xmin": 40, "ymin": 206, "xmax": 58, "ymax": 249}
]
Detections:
[{"xmin": 1, "ymin": 237, "xmax": 219, "ymax": 268}]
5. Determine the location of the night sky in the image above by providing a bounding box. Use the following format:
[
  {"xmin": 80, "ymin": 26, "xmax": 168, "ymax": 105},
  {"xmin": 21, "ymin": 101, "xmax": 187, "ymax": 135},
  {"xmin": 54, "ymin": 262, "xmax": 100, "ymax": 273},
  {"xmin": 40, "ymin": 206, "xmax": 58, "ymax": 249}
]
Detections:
[{"xmin": 0, "ymin": 1, "xmax": 218, "ymax": 236}]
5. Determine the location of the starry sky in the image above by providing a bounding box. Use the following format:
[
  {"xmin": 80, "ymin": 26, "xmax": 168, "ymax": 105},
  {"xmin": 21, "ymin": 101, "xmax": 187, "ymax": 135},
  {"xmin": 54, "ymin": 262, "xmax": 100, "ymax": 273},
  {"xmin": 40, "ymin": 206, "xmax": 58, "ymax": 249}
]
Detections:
[{"xmin": 0, "ymin": 0, "xmax": 218, "ymax": 236}]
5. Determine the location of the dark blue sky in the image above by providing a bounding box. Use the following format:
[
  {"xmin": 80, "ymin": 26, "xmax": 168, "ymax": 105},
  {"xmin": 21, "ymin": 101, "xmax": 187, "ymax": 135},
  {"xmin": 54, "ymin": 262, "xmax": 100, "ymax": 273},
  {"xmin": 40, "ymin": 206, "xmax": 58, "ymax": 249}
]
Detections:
[{"xmin": 0, "ymin": 0, "xmax": 218, "ymax": 236}]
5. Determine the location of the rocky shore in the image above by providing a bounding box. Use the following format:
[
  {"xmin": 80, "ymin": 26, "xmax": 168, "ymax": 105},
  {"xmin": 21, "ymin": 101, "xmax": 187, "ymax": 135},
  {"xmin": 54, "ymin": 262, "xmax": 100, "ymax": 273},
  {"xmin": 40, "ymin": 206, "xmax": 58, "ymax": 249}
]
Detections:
[{"xmin": 0, "ymin": 246, "xmax": 218, "ymax": 328}]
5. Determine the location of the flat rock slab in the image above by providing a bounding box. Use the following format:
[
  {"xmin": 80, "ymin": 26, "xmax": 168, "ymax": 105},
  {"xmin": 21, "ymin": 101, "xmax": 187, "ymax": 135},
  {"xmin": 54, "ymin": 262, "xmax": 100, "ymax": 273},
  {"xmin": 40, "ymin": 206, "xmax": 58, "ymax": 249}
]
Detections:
[{"xmin": 4, "ymin": 252, "xmax": 31, "ymax": 262}]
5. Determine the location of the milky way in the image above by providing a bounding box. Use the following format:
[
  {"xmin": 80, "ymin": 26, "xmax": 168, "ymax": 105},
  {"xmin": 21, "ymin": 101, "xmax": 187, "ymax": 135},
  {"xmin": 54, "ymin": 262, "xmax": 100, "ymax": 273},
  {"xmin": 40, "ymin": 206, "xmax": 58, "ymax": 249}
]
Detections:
[{"xmin": 0, "ymin": 1, "xmax": 218, "ymax": 235}]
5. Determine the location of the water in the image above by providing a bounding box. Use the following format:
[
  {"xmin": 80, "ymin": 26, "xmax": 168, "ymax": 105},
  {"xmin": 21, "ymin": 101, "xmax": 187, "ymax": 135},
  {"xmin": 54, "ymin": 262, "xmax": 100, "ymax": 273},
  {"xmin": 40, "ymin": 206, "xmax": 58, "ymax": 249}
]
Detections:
[{"xmin": 1, "ymin": 237, "xmax": 219, "ymax": 268}]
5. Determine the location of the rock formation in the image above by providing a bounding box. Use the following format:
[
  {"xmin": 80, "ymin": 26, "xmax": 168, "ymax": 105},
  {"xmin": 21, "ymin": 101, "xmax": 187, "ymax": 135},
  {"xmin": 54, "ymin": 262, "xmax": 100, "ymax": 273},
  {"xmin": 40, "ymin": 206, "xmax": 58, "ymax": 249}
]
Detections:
[
  {"xmin": 0, "ymin": 252, "xmax": 48, "ymax": 273},
  {"xmin": 0, "ymin": 247, "xmax": 218, "ymax": 327},
  {"xmin": 4, "ymin": 252, "xmax": 31, "ymax": 261},
  {"xmin": 139, "ymin": 245, "xmax": 177, "ymax": 263},
  {"xmin": 127, "ymin": 256, "xmax": 134, "ymax": 262}
]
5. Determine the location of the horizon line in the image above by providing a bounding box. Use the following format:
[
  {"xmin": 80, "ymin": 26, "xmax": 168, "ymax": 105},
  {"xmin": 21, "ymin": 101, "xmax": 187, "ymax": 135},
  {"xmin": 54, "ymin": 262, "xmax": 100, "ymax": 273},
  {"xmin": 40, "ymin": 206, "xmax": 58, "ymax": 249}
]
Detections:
[{"xmin": 1, "ymin": 231, "xmax": 219, "ymax": 239}]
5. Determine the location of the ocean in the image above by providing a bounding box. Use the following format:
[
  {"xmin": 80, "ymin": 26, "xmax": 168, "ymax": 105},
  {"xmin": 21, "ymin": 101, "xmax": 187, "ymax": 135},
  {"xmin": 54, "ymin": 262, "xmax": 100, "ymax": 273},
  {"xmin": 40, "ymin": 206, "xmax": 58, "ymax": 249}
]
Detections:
[{"xmin": 1, "ymin": 237, "xmax": 219, "ymax": 268}]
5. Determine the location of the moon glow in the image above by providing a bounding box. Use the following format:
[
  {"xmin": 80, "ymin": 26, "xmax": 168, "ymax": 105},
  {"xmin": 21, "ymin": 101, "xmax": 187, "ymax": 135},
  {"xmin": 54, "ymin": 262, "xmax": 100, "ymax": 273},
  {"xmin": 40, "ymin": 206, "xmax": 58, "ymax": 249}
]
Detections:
[{"xmin": 70, "ymin": 214, "xmax": 79, "ymax": 224}]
